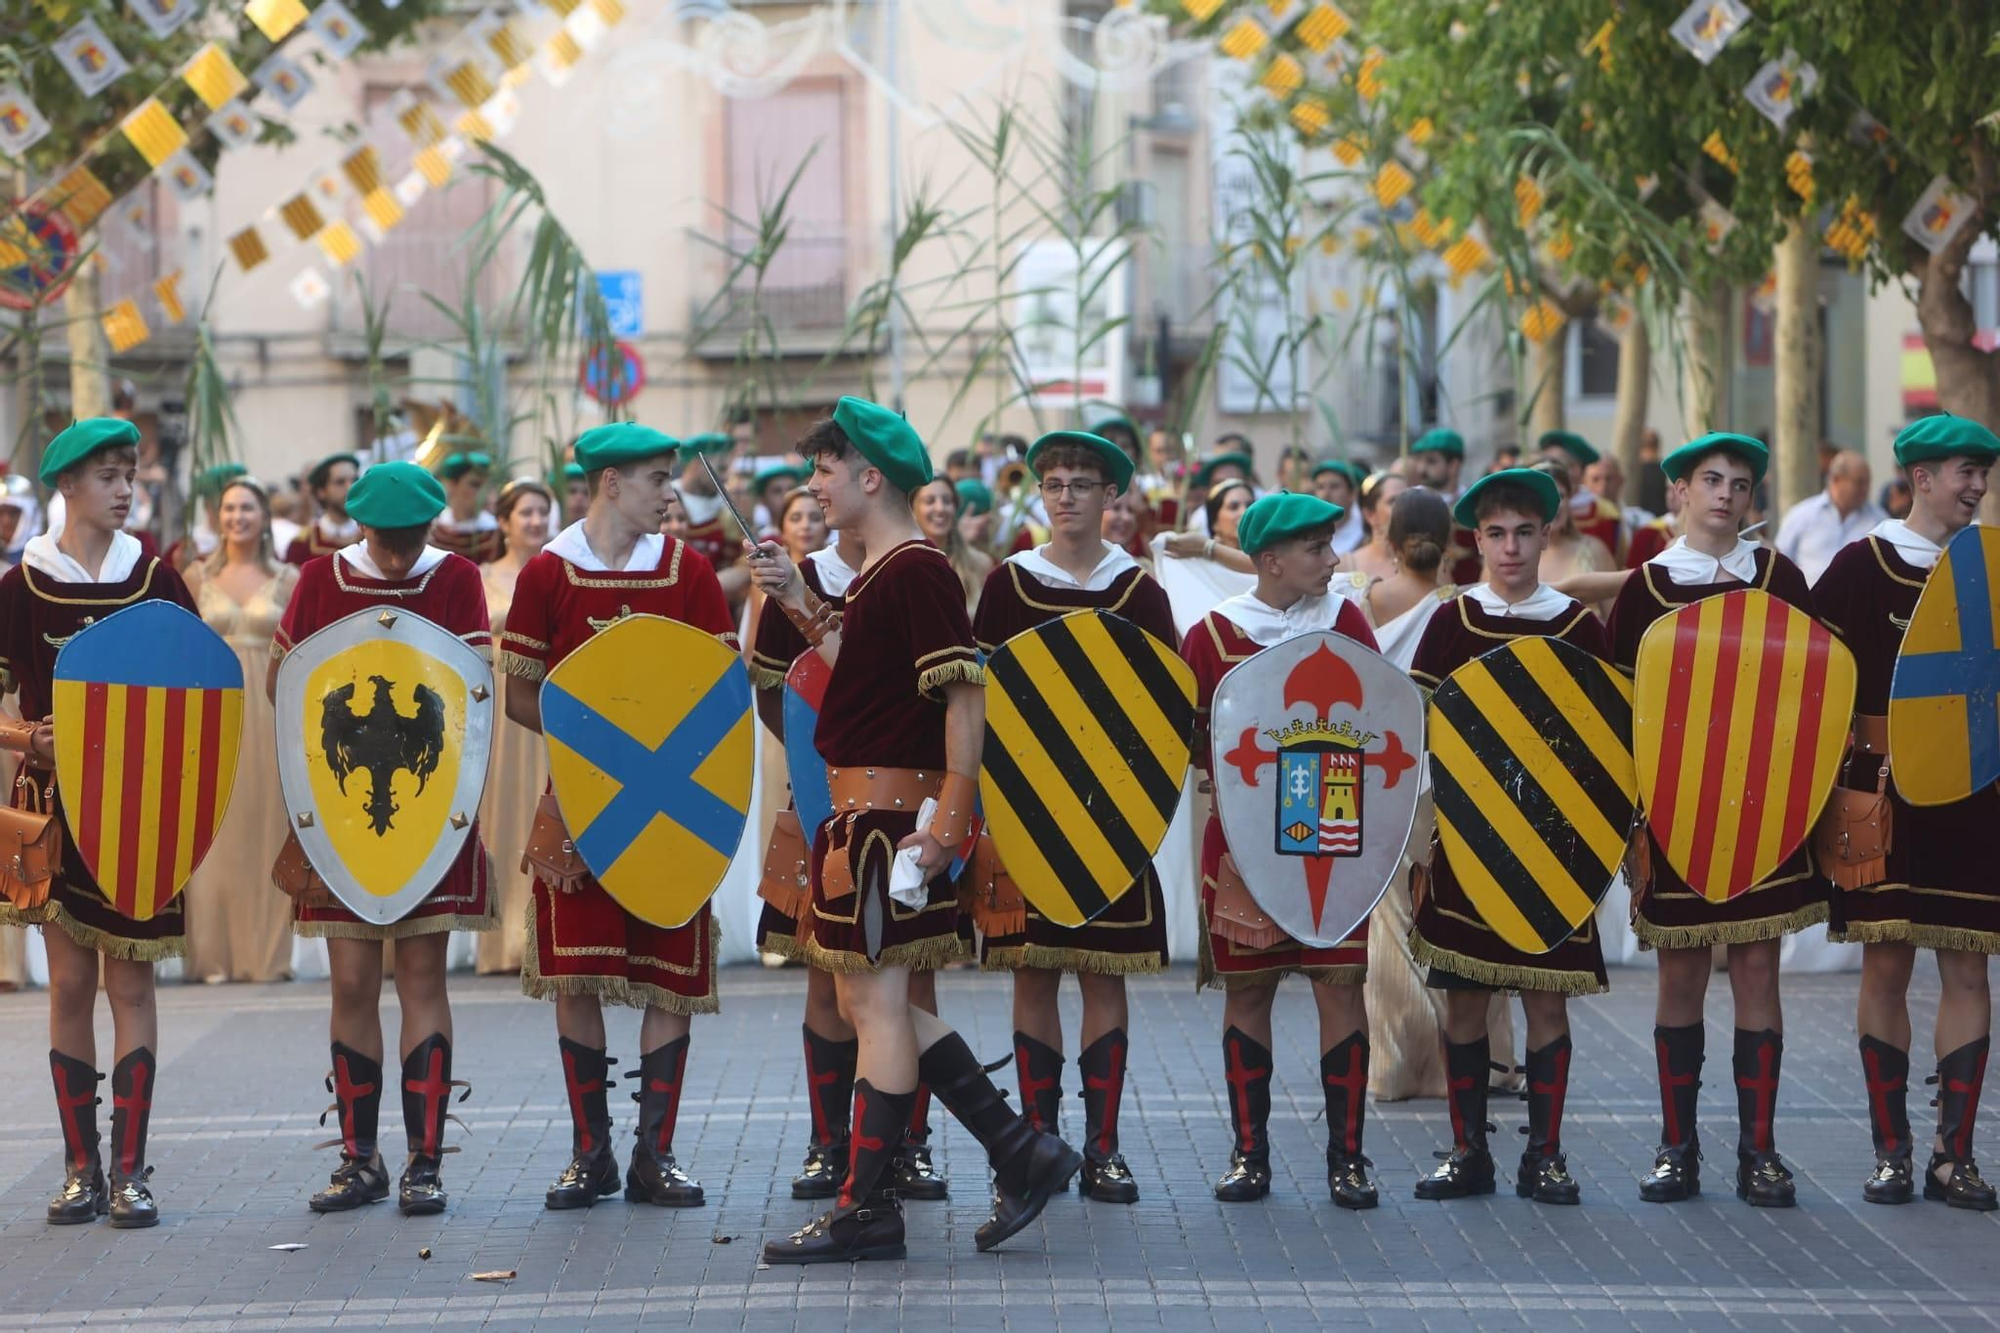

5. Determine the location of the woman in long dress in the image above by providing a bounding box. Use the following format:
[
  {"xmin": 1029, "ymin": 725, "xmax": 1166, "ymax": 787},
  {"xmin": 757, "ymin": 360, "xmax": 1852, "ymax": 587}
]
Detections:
[
  {"xmin": 181, "ymin": 478, "xmax": 299, "ymax": 983},
  {"xmin": 476, "ymin": 480, "xmax": 553, "ymax": 974}
]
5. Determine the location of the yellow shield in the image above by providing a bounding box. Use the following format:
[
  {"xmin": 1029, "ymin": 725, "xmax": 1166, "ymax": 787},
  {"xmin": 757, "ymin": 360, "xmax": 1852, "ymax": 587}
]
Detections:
[
  {"xmin": 541, "ymin": 615, "xmax": 754, "ymax": 928},
  {"xmin": 1888, "ymin": 525, "xmax": 2000, "ymax": 806},
  {"xmin": 275, "ymin": 609, "xmax": 493, "ymax": 925}
]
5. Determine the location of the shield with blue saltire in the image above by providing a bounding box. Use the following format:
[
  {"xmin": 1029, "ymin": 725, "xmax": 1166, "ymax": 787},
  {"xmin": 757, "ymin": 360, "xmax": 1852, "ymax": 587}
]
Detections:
[
  {"xmin": 52, "ymin": 601, "xmax": 244, "ymax": 920},
  {"xmin": 784, "ymin": 651, "xmax": 833, "ymax": 840},
  {"xmin": 1634, "ymin": 589, "xmax": 1856, "ymax": 903},
  {"xmin": 1889, "ymin": 524, "xmax": 2000, "ymax": 807},
  {"xmin": 980, "ymin": 611, "xmax": 1197, "ymax": 928},
  {"xmin": 541, "ymin": 614, "xmax": 753, "ymax": 927},
  {"xmin": 1430, "ymin": 637, "xmax": 1636, "ymax": 955}
]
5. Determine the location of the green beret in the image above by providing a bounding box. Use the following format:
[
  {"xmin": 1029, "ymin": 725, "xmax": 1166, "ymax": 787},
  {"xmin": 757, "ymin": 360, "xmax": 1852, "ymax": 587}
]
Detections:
[
  {"xmin": 1026, "ymin": 429, "xmax": 1135, "ymax": 493},
  {"xmin": 1662, "ymin": 431, "xmax": 1769, "ymax": 486},
  {"xmin": 832, "ymin": 396, "xmax": 932, "ymax": 494},
  {"xmin": 1088, "ymin": 414, "xmax": 1139, "ymax": 443},
  {"xmin": 1192, "ymin": 451, "xmax": 1255, "ymax": 488},
  {"xmin": 954, "ymin": 479, "xmax": 994, "ymax": 515},
  {"xmin": 1312, "ymin": 457, "xmax": 1365, "ymax": 487},
  {"xmin": 684, "ymin": 432, "xmax": 734, "ymax": 457},
  {"xmin": 308, "ymin": 452, "xmax": 359, "ymax": 490},
  {"xmin": 1452, "ymin": 467, "xmax": 1561, "ymax": 529},
  {"xmin": 1537, "ymin": 430, "xmax": 1598, "ymax": 466},
  {"xmin": 1411, "ymin": 427, "xmax": 1465, "ymax": 458},
  {"xmin": 754, "ymin": 463, "xmax": 810, "ymax": 493},
  {"xmin": 1238, "ymin": 491, "xmax": 1345, "ymax": 556},
  {"xmin": 346, "ymin": 461, "xmax": 446, "ymax": 530},
  {"xmin": 40, "ymin": 418, "xmax": 141, "ymax": 485},
  {"xmin": 1894, "ymin": 414, "xmax": 2000, "ymax": 468},
  {"xmin": 575, "ymin": 422, "xmax": 679, "ymax": 473},
  {"xmin": 561, "ymin": 462, "xmax": 586, "ymax": 481},
  {"xmin": 438, "ymin": 451, "xmax": 492, "ymax": 481},
  {"xmin": 197, "ymin": 461, "xmax": 250, "ymax": 499}
]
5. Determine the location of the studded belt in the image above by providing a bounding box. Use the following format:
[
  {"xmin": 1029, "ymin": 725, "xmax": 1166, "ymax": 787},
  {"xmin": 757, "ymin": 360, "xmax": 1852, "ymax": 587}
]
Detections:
[{"xmin": 826, "ymin": 766, "xmax": 939, "ymax": 816}]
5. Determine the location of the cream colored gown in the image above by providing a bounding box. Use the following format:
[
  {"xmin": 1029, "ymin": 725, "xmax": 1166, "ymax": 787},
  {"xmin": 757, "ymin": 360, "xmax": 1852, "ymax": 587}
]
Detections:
[
  {"xmin": 182, "ymin": 567, "xmax": 297, "ymax": 983},
  {"xmin": 476, "ymin": 561, "xmax": 546, "ymax": 973}
]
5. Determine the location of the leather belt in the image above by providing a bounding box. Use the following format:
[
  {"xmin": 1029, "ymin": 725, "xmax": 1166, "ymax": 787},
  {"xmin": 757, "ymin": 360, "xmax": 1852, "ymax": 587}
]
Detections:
[{"xmin": 826, "ymin": 766, "xmax": 939, "ymax": 815}]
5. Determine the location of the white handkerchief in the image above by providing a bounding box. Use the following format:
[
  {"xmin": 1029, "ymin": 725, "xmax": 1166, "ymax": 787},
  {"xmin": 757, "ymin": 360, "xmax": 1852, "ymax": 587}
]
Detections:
[{"xmin": 888, "ymin": 799, "xmax": 938, "ymax": 909}]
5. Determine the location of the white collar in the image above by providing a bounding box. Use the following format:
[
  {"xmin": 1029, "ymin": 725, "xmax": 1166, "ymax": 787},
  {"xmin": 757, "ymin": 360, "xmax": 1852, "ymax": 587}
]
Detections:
[
  {"xmin": 338, "ymin": 541, "xmax": 449, "ymax": 581},
  {"xmin": 438, "ymin": 510, "xmax": 497, "ymax": 534},
  {"xmin": 1871, "ymin": 518, "xmax": 1946, "ymax": 571},
  {"xmin": 1214, "ymin": 587, "xmax": 1350, "ymax": 647},
  {"xmin": 22, "ymin": 530, "xmax": 142, "ymax": 584},
  {"xmin": 317, "ymin": 513, "xmax": 360, "ymax": 542},
  {"xmin": 1651, "ymin": 534, "xmax": 1760, "ymax": 585},
  {"xmin": 805, "ymin": 543, "xmax": 860, "ymax": 597},
  {"xmin": 1462, "ymin": 581, "xmax": 1572, "ymax": 620},
  {"xmin": 680, "ymin": 489, "xmax": 725, "ymax": 525},
  {"xmin": 1006, "ymin": 539, "xmax": 1137, "ymax": 592},
  {"xmin": 543, "ymin": 519, "xmax": 662, "ymax": 573}
]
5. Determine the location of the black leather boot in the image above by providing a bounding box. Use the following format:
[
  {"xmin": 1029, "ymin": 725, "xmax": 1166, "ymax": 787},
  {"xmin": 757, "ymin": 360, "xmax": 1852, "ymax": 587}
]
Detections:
[
  {"xmin": 398, "ymin": 1033, "xmax": 465, "ymax": 1216},
  {"xmin": 1214, "ymin": 1026, "xmax": 1272, "ymax": 1202},
  {"xmin": 546, "ymin": 1038, "xmax": 619, "ymax": 1209},
  {"xmin": 1320, "ymin": 1032, "xmax": 1377, "ymax": 1209},
  {"xmin": 1860, "ymin": 1035, "xmax": 1913, "ymax": 1204},
  {"xmin": 1639, "ymin": 1023, "xmax": 1703, "ymax": 1203},
  {"xmin": 1014, "ymin": 1032, "xmax": 1065, "ymax": 1134},
  {"xmin": 1733, "ymin": 1028, "xmax": 1796, "ymax": 1207},
  {"xmin": 919, "ymin": 1032, "xmax": 1081, "ymax": 1251},
  {"xmin": 627, "ymin": 1037, "xmax": 703, "ymax": 1206},
  {"xmin": 309, "ymin": 1042, "xmax": 389, "ymax": 1213},
  {"xmin": 1517, "ymin": 1035, "xmax": 1579, "ymax": 1205},
  {"xmin": 792, "ymin": 1026, "xmax": 856, "ymax": 1200},
  {"xmin": 891, "ymin": 1084, "xmax": 948, "ymax": 1201},
  {"xmin": 1926, "ymin": 1037, "xmax": 1997, "ymax": 1211},
  {"xmin": 46, "ymin": 1051, "xmax": 106, "ymax": 1225},
  {"xmin": 1078, "ymin": 1028, "xmax": 1139, "ymax": 1204},
  {"xmin": 107, "ymin": 1048, "xmax": 158, "ymax": 1229},
  {"xmin": 1415, "ymin": 1037, "xmax": 1495, "ymax": 1199},
  {"xmin": 762, "ymin": 1080, "xmax": 912, "ymax": 1264}
]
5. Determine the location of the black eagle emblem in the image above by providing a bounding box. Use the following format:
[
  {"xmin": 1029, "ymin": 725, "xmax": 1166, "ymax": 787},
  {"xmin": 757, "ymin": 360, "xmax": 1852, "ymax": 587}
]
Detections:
[{"xmin": 321, "ymin": 675, "xmax": 447, "ymax": 835}]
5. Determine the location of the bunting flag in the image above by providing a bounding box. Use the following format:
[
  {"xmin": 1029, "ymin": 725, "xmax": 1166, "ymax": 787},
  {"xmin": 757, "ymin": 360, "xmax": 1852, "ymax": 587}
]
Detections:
[
  {"xmin": 539, "ymin": 29, "xmax": 585, "ymax": 85},
  {"xmin": 360, "ymin": 187, "xmax": 404, "ymax": 231},
  {"xmin": 1744, "ymin": 49, "xmax": 1817, "ymax": 129},
  {"xmin": 1219, "ymin": 17, "xmax": 1269, "ymax": 61},
  {"xmin": 588, "ymin": 0, "xmax": 625, "ymax": 25},
  {"xmin": 1180, "ymin": 0, "xmax": 1226, "ymax": 18},
  {"xmin": 0, "ymin": 82, "xmax": 51, "ymax": 156},
  {"xmin": 1519, "ymin": 299, "xmax": 1564, "ymax": 344},
  {"xmin": 392, "ymin": 170, "xmax": 428, "ymax": 208},
  {"xmin": 433, "ymin": 56, "xmax": 498, "ymax": 108},
  {"xmin": 1409, "ymin": 208, "xmax": 1451, "ymax": 249},
  {"xmin": 1354, "ymin": 48, "xmax": 1384, "ymax": 99},
  {"xmin": 1259, "ymin": 52, "xmax": 1304, "ymax": 100},
  {"xmin": 414, "ymin": 143, "xmax": 454, "ymax": 187},
  {"xmin": 279, "ymin": 193, "xmax": 326, "ymax": 241},
  {"xmin": 1295, "ymin": 3, "xmax": 1352, "ymax": 52},
  {"xmin": 1514, "ymin": 175, "xmax": 1544, "ymax": 227},
  {"xmin": 52, "ymin": 165, "xmax": 113, "ymax": 232},
  {"xmin": 1581, "ymin": 18, "xmax": 1615, "ymax": 71},
  {"xmin": 289, "ymin": 267, "xmax": 330, "ymax": 309},
  {"xmin": 396, "ymin": 98, "xmax": 447, "ymax": 147},
  {"xmin": 1373, "ymin": 161, "xmax": 1414, "ymax": 210},
  {"xmin": 154, "ymin": 271, "xmax": 186, "ymax": 325},
  {"xmin": 121, "ymin": 99, "xmax": 189, "ymax": 170},
  {"xmin": 341, "ymin": 145, "xmax": 384, "ymax": 195},
  {"xmin": 102, "ymin": 299, "xmax": 149, "ymax": 353},
  {"xmin": 161, "ymin": 151, "xmax": 213, "ymax": 202},
  {"xmin": 1785, "ymin": 150, "xmax": 1815, "ymax": 202},
  {"xmin": 307, "ymin": 0, "xmax": 369, "ymax": 59},
  {"xmin": 1701, "ymin": 129, "xmax": 1740, "ymax": 174},
  {"xmin": 479, "ymin": 12, "xmax": 537, "ymax": 76},
  {"xmin": 53, "ymin": 18, "xmax": 131, "ymax": 97},
  {"xmin": 245, "ymin": 0, "xmax": 310, "ymax": 43},
  {"xmin": 1288, "ymin": 96, "xmax": 1331, "ymax": 139},
  {"xmin": 228, "ymin": 225, "xmax": 271, "ymax": 273},
  {"xmin": 130, "ymin": 0, "xmax": 200, "ymax": 40},
  {"xmin": 1903, "ymin": 175, "xmax": 1976, "ymax": 255},
  {"xmin": 1699, "ymin": 199, "xmax": 1738, "ymax": 252},
  {"xmin": 209, "ymin": 100, "xmax": 259, "ymax": 149},
  {"xmin": 183, "ymin": 43, "xmax": 250, "ymax": 112},
  {"xmin": 115, "ymin": 198, "xmax": 156, "ymax": 253},
  {"xmin": 1331, "ymin": 134, "xmax": 1363, "ymax": 167},
  {"xmin": 316, "ymin": 220, "xmax": 363, "ymax": 266},
  {"xmin": 1442, "ymin": 233, "xmax": 1489, "ymax": 282},
  {"xmin": 254, "ymin": 54, "xmax": 315, "ymax": 109},
  {"xmin": 1669, "ymin": 0, "xmax": 1749, "ymax": 64},
  {"xmin": 1824, "ymin": 197, "xmax": 1876, "ymax": 264}
]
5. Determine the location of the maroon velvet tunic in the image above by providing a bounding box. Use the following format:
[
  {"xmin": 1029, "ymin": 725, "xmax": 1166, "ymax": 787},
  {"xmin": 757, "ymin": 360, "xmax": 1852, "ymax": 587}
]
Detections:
[
  {"xmin": 967, "ymin": 555, "xmax": 1177, "ymax": 975},
  {"xmin": 0, "ymin": 557, "xmax": 196, "ymax": 958},
  {"xmin": 275, "ymin": 551, "xmax": 495, "ymax": 941},
  {"xmin": 428, "ymin": 521, "xmax": 503, "ymax": 565},
  {"xmin": 1605, "ymin": 546, "xmax": 1827, "ymax": 947},
  {"xmin": 1180, "ymin": 601, "xmax": 1375, "ymax": 989},
  {"xmin": 802, "ymin": 540, "xmax": 981, "ymax": 972},
  {"xmin": 283, "ymin": 524, "xmax": 348, "ymax": 568},
  {"xmin": 680, "ymin": 515, "xmax": 743, "ymax": 577},
  {"xmin": 1407, "ymin": 596, "xmax": 1611, "ymax": 994},
  {"xmin": 498, "ymin": 536, "xmax": 735, "ymax": 1012},
  {"xmin": 1816, "ymin": 534, "xmax": 2000, "ymax": 953}
]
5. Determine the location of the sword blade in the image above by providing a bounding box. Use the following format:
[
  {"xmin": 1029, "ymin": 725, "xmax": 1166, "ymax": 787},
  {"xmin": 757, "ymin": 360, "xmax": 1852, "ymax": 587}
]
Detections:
[{"xmin": 695, "ymin": 449, "xmax": 761, "ymax": 546}]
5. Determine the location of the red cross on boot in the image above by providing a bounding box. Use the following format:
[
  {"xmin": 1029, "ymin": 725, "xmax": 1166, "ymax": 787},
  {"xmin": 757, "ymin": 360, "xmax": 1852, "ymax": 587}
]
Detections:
[
  {"xmin": 545, "ymin": 1037, "xmax": 619, "ymax": 1210},
  {"xmin": 107, "ymin": 1047, "xmax": 158, "ymax": 1229},
  {"xmin": 1079, "ymin": 1028, "xmax": 1140, "ymax": 1204},
  {"xmin": 1414, "ymin": 1036, "xmax": 1495, "ymax": 1200},
  {"xmin": 309, "ymin": 1042, "xmax": 389, "ymax": 1214},
  {"xmin": 1639, "ymin": 1023, "xmax": 1704, "ymax": 1204},
  {"xmin": 890, "ymin": 1084, "xmax": 948, "ymax": 1201},
  {"xmin": 1926, "ymin": 1036, "xmax": 1998, "ymax": 1211},
  {"xmin": 46, "ymin": 1050, "xmax": 106, "ymax": 1225},
  {"xmin": 1859, "ymin": 1035, "xmax": 1914, "ymax": 1205},
  {"xmin": 1732, "ymin": 1028, "xmax": 1796, "ymax": 1208},
  {"xmin": 627, "ymin": 1036, "xmax": 703, "ymax": 1207},
  {"xmin": 1517, "ymin": 1035, "xmax": 1579, "ymax": 1205},
  {"xmin": 1320, "ymin": 1032, "xmax": 1376, "ymax": 1209},
  {"xmin": 792, "ymin": 1026, "xmax": 857, "ymax": 1201},
  {"xmin": 1215, "ymin": 1027, "xmax": 1273, "ymax": 1202},
  {"xmin": 398, "ymin": 1033, "xmax": 466, "ymax": 1217},
  {"xmin": 763, "ymin": 1078, "xmax": 913, "ymax": 1265}
]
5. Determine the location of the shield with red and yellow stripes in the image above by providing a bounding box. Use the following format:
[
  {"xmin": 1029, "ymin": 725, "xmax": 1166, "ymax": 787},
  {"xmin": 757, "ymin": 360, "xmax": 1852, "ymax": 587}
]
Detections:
[
  {"xmin": 1633, "ymin": 589, "xmax": 1856, "ymax": 903},
  {"xmin": 52, "ymin": 602, "xmax": 245, "ymax": 920}
]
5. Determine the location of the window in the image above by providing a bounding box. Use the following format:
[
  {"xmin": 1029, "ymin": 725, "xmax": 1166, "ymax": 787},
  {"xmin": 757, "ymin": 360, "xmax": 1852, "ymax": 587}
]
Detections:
[{"xmin": 1569, "ymin": 321, "xmax": 1620, "ymax": 399}]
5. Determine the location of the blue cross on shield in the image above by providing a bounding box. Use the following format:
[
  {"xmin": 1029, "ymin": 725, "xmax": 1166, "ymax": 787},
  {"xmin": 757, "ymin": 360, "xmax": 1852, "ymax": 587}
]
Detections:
[{"xmin": 1890, "ymin": 525, "xmax": 2000, "ymax": 806}]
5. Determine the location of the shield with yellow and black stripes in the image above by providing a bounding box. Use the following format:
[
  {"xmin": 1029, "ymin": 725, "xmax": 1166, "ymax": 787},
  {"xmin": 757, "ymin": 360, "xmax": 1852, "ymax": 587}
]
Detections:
[
  {"xmin": 979, "ymin": 610, "xmax": 1196, "ymax": 928},
  {"xmin": 1429, "ymin": 637, "xmax": 1637, "ymax": 955}
]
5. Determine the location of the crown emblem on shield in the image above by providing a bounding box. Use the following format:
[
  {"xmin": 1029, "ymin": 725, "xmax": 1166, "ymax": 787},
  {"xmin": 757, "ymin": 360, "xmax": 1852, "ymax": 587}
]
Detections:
[{"xmin": 1275, "ymin": 722, "xmax": 1365, "ymax": 858}]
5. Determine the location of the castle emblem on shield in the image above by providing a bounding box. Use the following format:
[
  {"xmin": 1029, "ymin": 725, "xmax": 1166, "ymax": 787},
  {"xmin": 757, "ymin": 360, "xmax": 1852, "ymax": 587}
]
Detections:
[{"xmin": 1271, "ymin": 716, "xmax": 1374, "ymax": 857}]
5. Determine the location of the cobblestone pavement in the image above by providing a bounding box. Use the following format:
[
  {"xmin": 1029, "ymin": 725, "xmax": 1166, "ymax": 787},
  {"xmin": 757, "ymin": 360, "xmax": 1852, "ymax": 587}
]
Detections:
[{"xmin": 0, "ymin": 964, "xmax": 1994, "ymax": 1331}]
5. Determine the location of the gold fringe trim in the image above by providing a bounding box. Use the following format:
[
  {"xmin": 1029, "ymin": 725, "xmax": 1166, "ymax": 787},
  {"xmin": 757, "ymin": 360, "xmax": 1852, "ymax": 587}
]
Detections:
[
  {"xmin": 1632, "ymin": 900, "xmax": 1827, "ymax": 951},
  {"xmin": 748, "ymin": 664, "xmax": 787, "ymax": 692},
  {"xmin": 980, "ymin": 943, "xmax": 1166, "ymax": 976},
  {"xmin": 1408, "ymin": 931, "xmax": 1606, "ymax": 997},
  {"xmin": 520, "ymin": 918, "xmax": 722, "ymax": 1014},
  {"xmin": 1828, "ymin": 919, "xmax": 2000, "ymax": 955},
  {"xmin": 799, "ymin": 930, "xmax": 968, "ymax": 975},
  {"xmin": 294, "ymin": 906, "xmax": 496, "ymax": 941},
  {"xmin": 14, "ymin": 901, "xmax": 187, "ymax": 961},
  {"xmin": 498, "ymin": 650, "xmax": 546, "ymax": 682},
  {"xmin": 756, "ymin": 930, "xmax": 805, "ymax": 962},
  {"xmin": 1201, "ymin": 963, "xmax": 1366, "ymax": 992},
  {"xmin": 916, "ymin": 659, "xmax": 985, "ymax": 700}
]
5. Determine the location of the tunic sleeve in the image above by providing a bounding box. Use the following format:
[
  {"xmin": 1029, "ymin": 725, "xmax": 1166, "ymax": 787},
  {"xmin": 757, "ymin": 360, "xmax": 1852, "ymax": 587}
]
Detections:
[
  {"xmin": 1407, "ymin": 601, "xmax": 1457, "ymax": 691},
  {"xmin": 1126, "ymin": 573, "xmax": 1179, "ymax": 650},
  {"xmin": 1334, "ymin": 597, "xmax": 1380, "ymax": 653},
  {"xmin": 750, "ymin": 580, "xmax": 808, "ymax": 688},
  {"xmin": 438, "ymin": 557, "xmax": 494, "ymax": 659},
  {"xmin": 498, "ymin": 555, "xmax": 556, "ymax": 682},
  {"xmin": 272, "ymin": 560, "xmax": 326, "ymax": 661},
  {"xmin": 1559, "ymin": 605, "xmax": 1613, "ymax": 663},
  {"xmin": 903, "ymin": 552, "xmax": 982, "ymax": 699},
  {"xmin": 1812, "ymin": 541, "xmax": 1866, "ymax": 645},
  {"xmin": 1180, "ymin": 614, "xmax": 1226, "ymax": 774},
  {"xmin": 153, "ymin": 561, "xmax": 198, "ymax": 615},
  {"xmin": 971, "ymin": 563, "xmax": 1015, "ymax": 654},
  {"xmin": 1604, "ymin": 572, "xmax": 1654, "ymax": 674},
  {"xmin": 1765, "ymin": 551, "xmax": 1817, "ymax": 619},
  {"xmin": 0, "ymin": 568, "xmax": 21, "ymax": 696},
  {"xmin": 678, "ymin": 545, "xmax": 739, "ymax": 647}
]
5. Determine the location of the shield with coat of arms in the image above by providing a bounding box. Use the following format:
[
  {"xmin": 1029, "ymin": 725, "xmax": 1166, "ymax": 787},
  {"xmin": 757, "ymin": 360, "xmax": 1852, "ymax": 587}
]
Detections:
[
  {"xmin": 275, "ymin": 607, "xmax": 493, "ymax": 925},
  {"xmin": 1888, "ymin": 524, "xmax": 2000, "ymax": 807},
  {"xmin": 784, "ymin": 650, "xmax": 834, "ymax": 840},
  {"xmin": 1211, "ymin": 631, "xmax": 1423, "ymax": 947},
  {"xmin": 541, "ymin": 614, "xmax": 753, "ymax": 927}
]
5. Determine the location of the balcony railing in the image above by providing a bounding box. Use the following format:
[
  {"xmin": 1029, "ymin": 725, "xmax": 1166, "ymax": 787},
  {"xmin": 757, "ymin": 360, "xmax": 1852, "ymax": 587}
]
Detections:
[{"xmin": 688, "ymin": 228, "xmax": 851, "ymax": 351}]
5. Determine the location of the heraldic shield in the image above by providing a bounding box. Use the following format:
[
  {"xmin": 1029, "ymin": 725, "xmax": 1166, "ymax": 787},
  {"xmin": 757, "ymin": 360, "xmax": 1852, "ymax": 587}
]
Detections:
[
  {"xmin": 541, "ymin": 614, "xmax": 753, "ymax": 928},
  {"xmin": 1211, "ymin": 632, "xmax": 1423, "ymax": 947},
  {"xmin": 1889, "ymin": 524, "xmax": 2000, "ymax": 807},
  {"xmin": 784, "ymin": 650, "xmax": 834, "ymax": 841},
  {"xmin": 1430, "ymin": 637, "xmax": 1636, "ymax": 955},
  {"xmin": 1634, "ymin": 588, "xmax": 1856, "ymax": 903},
  {"xmin": 275, "ymin": 607, "xmax": 493, "ymax": 925},
  {"xmin": 980, "ymin": 610, "xmax": 1197, "ymax": 928},
  {"xmin": 53, "ymin": 602, "xmax": 245, "ymax": 920}
]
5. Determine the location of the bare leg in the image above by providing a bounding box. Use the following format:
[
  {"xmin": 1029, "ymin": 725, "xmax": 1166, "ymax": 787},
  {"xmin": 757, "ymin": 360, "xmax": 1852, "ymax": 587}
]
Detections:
[
  {"xmin": 841, "ymin": 967, "xmax": 918, "ymax": 1092},
  {"xmin": 1077, "ymin": 973, "xmax": 1128, "ymax": 1050},
  {"xmin": 1857, "ymin": 943, "xmax": 1916, "ymax": 1048},
  {"xmin": 326, "ymin": 937, "xmax": 385, "ymax": 1062},
  {"xmin": 1440, "ymin": 990, "xmax": 1488, "ymax": 1044},
  {"xmin": 392, "ymin": 933, "xmax": 452, "ymax": 1058},
  {"xmin": 1312, "ymin": 979, "xmax": 1365, "ymax": 1053},
  {"xmin": 1221, "ymin": 981, "xmax": 1279, "ymax": 1050},
  {"xmin": 1013, "ymin": 967, "xmax": 1063, "ymax": 1051},
  {"xmin": 640, "ymin": 1006, "xmax": 691, "ymax": 1052},
  {"xmin": 804, "ymin": 966, "xmax": 853, "ymax": 1042},
  {"xmin": 1726, "ymin": 939, "xmax": 1782, "ymax": 1034},
  {"xmin": 43, "ymin": 929, "xmax": 99, "ymax": 1063},
  {"xmin": 1654, "ymin": 946, "xmax": 1712, "ymax": 1027},
  {"xmin": 1519, "ymin": 990, "xmax": 1570, "ymax": 1051},
  {"xmin": 555, "ymin": 993, "xmax": 607, "ymax": 1049}
]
